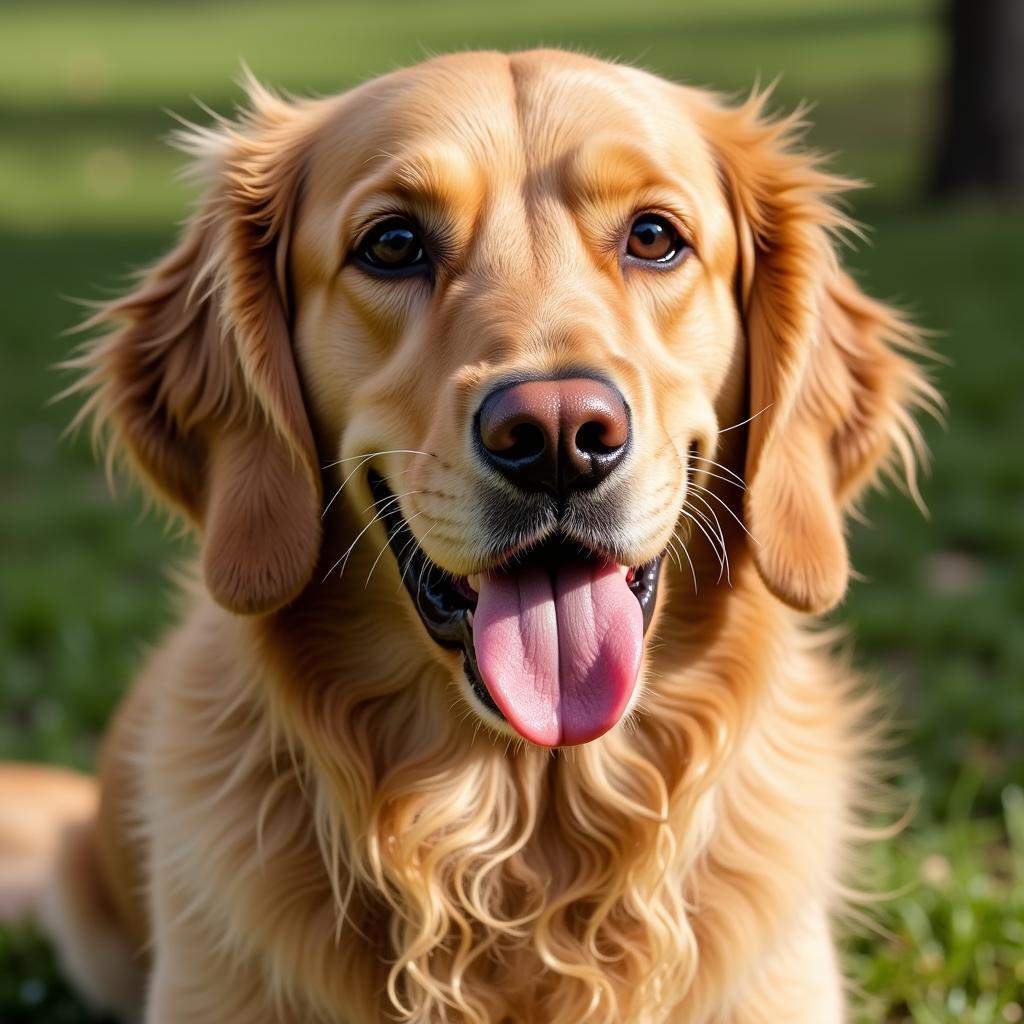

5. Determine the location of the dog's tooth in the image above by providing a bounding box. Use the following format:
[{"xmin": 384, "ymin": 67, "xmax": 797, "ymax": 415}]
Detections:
[
  {"xmin": 618, "ymin": 564, "xmax": 630, "ymax": 578},
  {"xmin": 467, "ymin": 574, "xmax": 481, "ymax": 594}
]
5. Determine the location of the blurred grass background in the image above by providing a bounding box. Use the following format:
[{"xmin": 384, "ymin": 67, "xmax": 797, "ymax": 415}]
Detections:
[{"xmin": 1, "ymin": 1, "xmax": 1022, "ymax": 1021}]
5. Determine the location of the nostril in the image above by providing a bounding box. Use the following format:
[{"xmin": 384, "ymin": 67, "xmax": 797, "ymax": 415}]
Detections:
[
  {"xmin": 575, "ymin": 419, "xmax": 621, "ymax": 456},
  {"xmin": 503, "ymin": 422, "xmax": 547, "ymax": 462},
  {"xmin": 477, "ymin": 375, "xmax": 629, "ymax": 494}
]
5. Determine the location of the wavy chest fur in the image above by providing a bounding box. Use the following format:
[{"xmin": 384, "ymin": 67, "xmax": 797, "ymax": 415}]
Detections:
[{"xmin": 138, "ymin": 561, "xmax": 859, "ymax": 1024}]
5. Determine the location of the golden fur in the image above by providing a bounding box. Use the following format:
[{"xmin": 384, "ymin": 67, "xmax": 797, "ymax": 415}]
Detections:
[{"xmin": 0, "ymin": 50, "xmax": 937, "ymax": 1023}]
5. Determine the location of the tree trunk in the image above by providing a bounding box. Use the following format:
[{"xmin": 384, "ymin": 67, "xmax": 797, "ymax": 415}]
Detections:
[{"xmin": 930, "ymin": 0, "xmax": 1024, "ymax": 199}]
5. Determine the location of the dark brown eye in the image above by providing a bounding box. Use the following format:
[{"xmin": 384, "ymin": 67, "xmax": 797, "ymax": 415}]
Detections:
[
  {"xmin": 626, "ymin": 214, "xmax": 686, "ymax": 265},
  {"xmin": 356, "ymin": 217, "xmax": 428, "ymax": 273}
]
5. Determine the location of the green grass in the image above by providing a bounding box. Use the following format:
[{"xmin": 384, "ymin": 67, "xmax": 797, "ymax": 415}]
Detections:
[
  {"xmin": 1, "ymin": 1, "xmax": 1021, "ymax": 1020},
  {"xmin": 850, "ymin": 782, "xmax": 1024, "ymax": 1023}
]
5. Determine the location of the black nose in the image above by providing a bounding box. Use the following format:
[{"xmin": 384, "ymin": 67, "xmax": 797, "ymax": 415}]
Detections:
[{"xmin": 476, "ymin": 376, "xmax": 630, "ymax": 496}]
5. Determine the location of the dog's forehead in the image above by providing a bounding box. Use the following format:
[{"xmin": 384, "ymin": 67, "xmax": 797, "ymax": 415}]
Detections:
[{"xmin": 311, "ymin": 50, "xmax": 720, "ymax": 199}]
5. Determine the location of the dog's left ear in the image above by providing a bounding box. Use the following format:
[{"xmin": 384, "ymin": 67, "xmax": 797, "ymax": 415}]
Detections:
[{"xmin": 695, "ymin": 91, "xmax": 939, "ymax": 613}]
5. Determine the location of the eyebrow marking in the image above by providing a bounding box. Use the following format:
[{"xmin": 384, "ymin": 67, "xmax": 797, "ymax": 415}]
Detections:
[
  {"xmin": 565, "ymin": 137, "xmax": 704, "ymax": 252},
  {"xmin": 568, "ymin": 139, "xmax": 677, "ymax": 203},
  {"xmin": 385, "ymin": 147, "xmax": 482, "ymax": 208},
  {"xmin": 340, "ymin": 144, "xmax": 485, "ymax": 259}
]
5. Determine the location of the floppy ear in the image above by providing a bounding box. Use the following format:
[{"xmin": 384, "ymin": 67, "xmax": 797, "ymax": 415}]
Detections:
[
  {"xmin": 70, "ymin": 82, "xmax": 328, "ymax": 614},
  {"xmin": 699, "ymin": 91, "xmax": 939, "ymax": 613}
]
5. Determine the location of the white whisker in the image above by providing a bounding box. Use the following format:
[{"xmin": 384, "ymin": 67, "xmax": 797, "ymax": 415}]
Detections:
[
  {"xmin": 716, "ymin": 403, "xmax": 773, "ymax": 435},
  {"xmin": 663, "ymin": 535, "xmax": 683, "ymax": 574},
  {"xmin": 688, "ymin": 492, "xmax": 731, "ymax": 586},
  {"xmin": 321, "ymin": 492, "xmax": 410, "ymax": 583},
  {"xmin": 669, "ymin": 527, "xmax": 699, "ymax": 595},
  {"xmin": 365, "ymin": 511, "xmax": 425, "ymax": 590},
  {"xmin": 691, "ymin": 482, "xmax": 760, "ymax": 546},
  {"xmin": 322, "ymin": 456, "xmax": 374, "ymax": 520},
  {"xmin": 677, "ymin": 536, "xmax": 698, "ymax": 595},
  {"xmin": 690, "ymin": 465, "xmax": 745, "ymax": 491},
  {"xmin": 321, "ymin": 450, "xmax": 433, "ymax": 519},
  {"xmin": 689, "ymin": 454, "xmax": 746, "ymax": 489},
  {"xmin": 397, "ymin": 523, "xmax": 439, "ymax": 594},
  {"xmin": 320, "ymin": 448, "xmax": 435, "ymax": 471},
  {"xmin": 357, "ymin": 490, "xmax": 421, "ymax": 517},
  {"xmin": 416, "ymin": 552, "xmax": 431, "ymax": 600},
  {"xmin": 680, "ymin": 506, "xmax": 727, "ymax": 582}
]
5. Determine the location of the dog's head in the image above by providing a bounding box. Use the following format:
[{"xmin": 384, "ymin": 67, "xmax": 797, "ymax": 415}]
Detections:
[{"xmin": 75, "ymin": 51, "xmax": 933, "ymax": 748}]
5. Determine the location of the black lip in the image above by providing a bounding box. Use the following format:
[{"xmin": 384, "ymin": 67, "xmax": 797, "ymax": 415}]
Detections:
[{"xmin": 366, "ymin": 470, "xmax": 664, "ymax": 720}]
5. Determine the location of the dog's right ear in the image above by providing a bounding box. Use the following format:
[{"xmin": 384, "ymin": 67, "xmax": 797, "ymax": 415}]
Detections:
[{"xmin": 69, "ymin": 82, "xmax": 330, "ymax": 615}]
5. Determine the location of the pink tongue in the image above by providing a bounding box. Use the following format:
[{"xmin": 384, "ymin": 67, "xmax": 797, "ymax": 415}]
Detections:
[{"xmin": 473, "ymin": 561, "xmax": 643, "ymax": 746}]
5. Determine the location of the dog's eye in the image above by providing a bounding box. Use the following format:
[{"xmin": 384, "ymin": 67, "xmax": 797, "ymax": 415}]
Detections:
[
  {"xmin": 355, "ymin": 217, "xmax": 428, "ymax": 273},
  {"xmin": 626, "ymin": 214, "xmax": 687, "ymax": 265}
]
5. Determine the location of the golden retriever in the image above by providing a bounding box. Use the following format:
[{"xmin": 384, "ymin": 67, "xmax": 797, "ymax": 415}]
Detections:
[{"xmin": 0, "ymin": 49, "xmax": 935, "ymax": 1023}]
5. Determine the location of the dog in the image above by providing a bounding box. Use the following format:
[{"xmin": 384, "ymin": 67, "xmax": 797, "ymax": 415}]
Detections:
[{"xmin": 0, "ymin": 49, "xmax": 936, "ymax": 1022}]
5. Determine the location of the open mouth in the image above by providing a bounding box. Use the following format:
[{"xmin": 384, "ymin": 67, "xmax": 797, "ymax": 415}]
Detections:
[{"xmin": 368, "ymin": 471, "xmax": 664, "ymax": 747}]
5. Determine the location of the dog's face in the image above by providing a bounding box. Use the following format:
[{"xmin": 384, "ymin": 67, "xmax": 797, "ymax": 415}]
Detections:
[
  {"xmin": 291, "ymin": 53, "xmax": 743, "ymax": 745},
  {"xmin": 79, "ymin": 51, "xmax": 930, "ymax": 749}
]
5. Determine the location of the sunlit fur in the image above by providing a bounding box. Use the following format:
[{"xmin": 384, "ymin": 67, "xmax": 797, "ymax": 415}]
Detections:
[{"xmin": 0, "ymin": 51, "xmax": 938, "ymax": 1023}]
